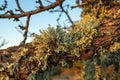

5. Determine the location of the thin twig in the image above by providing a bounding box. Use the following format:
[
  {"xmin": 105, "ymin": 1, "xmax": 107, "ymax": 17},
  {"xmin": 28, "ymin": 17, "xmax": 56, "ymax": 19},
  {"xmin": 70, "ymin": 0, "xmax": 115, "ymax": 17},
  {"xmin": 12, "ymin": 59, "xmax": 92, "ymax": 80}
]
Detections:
[
  {"xmin": 36, "ymin": 0, "xmax": 44, "ymax": 7},
  {"xmin": 22, "ymin": 15, "xmax": 31, "ymax": 44},
  {"xmin": 0, "ymin": 39, "xmax": 8, "ymax": 48},
  {"xmin": 0, "ymin": 0, "xmax": 65, "ymax": 19},
  {"xmin": 0, "ymin": 0, "xmax": 7, "ymax": 11},
  {"xmin": 15, "ymin": 27, "xmax": 24, "ymax": 35},
  {"xmin": 15, "ymin": 0, "xmax": 24, "ymax": 13},
  {"xmin": 57, "ymin": 11, "xmax": 63, "ymax": 25},
  {"xmin": 49, "ymin": 9, "xmax": 61, "ymax": 12},
  {"xmin": 45, "ymin": 0, "xmax": 53, "ymax": 3},
  {"xmin": 59, "ymin": 4, "xmax": 74, "ymax": 25}
]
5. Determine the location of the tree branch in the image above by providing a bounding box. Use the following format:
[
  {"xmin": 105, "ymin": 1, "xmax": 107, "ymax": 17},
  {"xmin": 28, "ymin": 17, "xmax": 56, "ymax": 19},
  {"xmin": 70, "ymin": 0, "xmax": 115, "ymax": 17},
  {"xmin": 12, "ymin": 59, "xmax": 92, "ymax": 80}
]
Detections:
[
  {"xmin": 0, "ymin": 39, "xmax": 8, "ymax": 48},
  {"xmin": 0, "ymin": 0, "xmax": 66, "ymax": 45},
  {"xmin": 45, "ymin": 0, "xmax": 53, "ymax": 3},
  {"xmin": 36, "ymin": 0, "xmax": 44, "ymax": 7},
  {"xmin": 0, "ymin": 0, "xmax": 65, "ymax": 19},
  {"xmin": 0, "ymin": 0, "xmax": 7, "ymax": 11},
  {"xmin": 22, "ymin": 15, "xmax": 31, "ymax": 45},
  {"xmin": 15, "ymin": 0, "xmax": 24, "ymax": 13},
  {"xmin": 59, "ymin": 4, "xmax": 74, "ymax": 25}
]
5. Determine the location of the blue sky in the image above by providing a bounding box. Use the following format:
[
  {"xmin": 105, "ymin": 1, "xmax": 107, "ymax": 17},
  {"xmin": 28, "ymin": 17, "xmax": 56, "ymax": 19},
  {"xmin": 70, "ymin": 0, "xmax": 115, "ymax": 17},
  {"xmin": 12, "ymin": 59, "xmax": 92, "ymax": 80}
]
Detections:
[{"xmin": 0, "ymin": 0, "xmax": 82, "ymax": 49}]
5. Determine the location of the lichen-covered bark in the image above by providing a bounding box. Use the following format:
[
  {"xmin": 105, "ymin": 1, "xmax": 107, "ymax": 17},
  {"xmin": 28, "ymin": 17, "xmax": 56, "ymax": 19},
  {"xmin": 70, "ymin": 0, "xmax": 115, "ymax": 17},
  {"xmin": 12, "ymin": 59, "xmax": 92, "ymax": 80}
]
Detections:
[{"xmin": 0, "ymin": 0, "xmax": 120, "ymax": 80}]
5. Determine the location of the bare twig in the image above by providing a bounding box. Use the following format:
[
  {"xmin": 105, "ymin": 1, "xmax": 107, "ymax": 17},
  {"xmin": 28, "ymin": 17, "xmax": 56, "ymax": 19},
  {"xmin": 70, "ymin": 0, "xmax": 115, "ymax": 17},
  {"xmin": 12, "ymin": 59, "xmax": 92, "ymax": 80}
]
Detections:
[
  {"xmin": 49, "ymin": 3, "xmax": 74, "ymax": 27},
  {"xmin": 59, "ymin": 4, "xmax": 74, "ymax": 25},
  {"xmin": 0, "ymin": 0, "xmax": 7, "ymax": 11},
  {"xmin": 36, "ymin": 0, "xmax": 44, "ymax": 8},
  {"xmin": 49, "ymin": 9, "xmax": 61, "ymax": 12},
  {"xmin": 15, "ymin": 27, "xmax": 24, "ymax": 35},
  {"xmin": 0, "ymin": 0, "xmax": 65, "ymax": 45},
  {"xmin": 0, "ymin": 39, "xmax": 8, "ymax": 48},
  {"xmin": 15, "ymin": 0, "xmax": 24, "ymax": 13},
  {"xmin": 45, "ymin": 0, "xmax": 53, "ymax": 3},
  {"xmin": 22, "ymin": 15, "xmax": 31, "ymax": 44},
  {"xmin": 56, "ymin": 11, "xmax": 63, "ymax": 25},
  {"xmin": 15, "ymin": 26, "xmax": 32, "ymax": 37},
  {"xmin": 0, "ymin": 0, "xmax": 65, "ymax": 19}
]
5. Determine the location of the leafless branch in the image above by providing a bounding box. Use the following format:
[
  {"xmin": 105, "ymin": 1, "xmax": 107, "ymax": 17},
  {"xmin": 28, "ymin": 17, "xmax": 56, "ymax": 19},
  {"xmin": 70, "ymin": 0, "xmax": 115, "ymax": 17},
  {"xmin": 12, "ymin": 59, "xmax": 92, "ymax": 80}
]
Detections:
[
  {"xmin": 15, "ymin": 27, "xmax": 24, "ymax": 35},
  {"xmin": 36, "ymin": 0, "xmax": 44, "ymax": 8},
  {"xmin": 45, "ymin": 0, "xmax": 53, "ymax": 3},
  {"xmin": 49, "ymin": 9, "xmax": 61, "ymax": 12},
  {"xmin": 57, "ymin": 12, "xmax": 63, "ymax": 25},
  {"xmin": 22, "ymin": 15, "xmax": 31, "ymax": 44},
  {"xmin": 0, "ymin": 0, "xmax": 65, "ymax": 19},
  {"xmin": 0, "ymin": 0, "xmax": 7, "ymax": 11},
  {"xmin": 15, "ymin": 0, "xmax": 24, "ymax": 13},
  {"xmin": 59, "ymin": 4, "xmax": 74, "ymax": 25},
  {"xmin": 48, "ymin": 3, "xmax": 74, "ymax": 27},
  {"xmin": 0, "ymin": 0, "xmax": 68, "ymax": 45},
  {"xmin": 0, "ymin": 39, "xmax": 8, "ymax": 48},
  {"xmin": 15, "ymin": 26, "xmax": 32, "ymax": 37}
]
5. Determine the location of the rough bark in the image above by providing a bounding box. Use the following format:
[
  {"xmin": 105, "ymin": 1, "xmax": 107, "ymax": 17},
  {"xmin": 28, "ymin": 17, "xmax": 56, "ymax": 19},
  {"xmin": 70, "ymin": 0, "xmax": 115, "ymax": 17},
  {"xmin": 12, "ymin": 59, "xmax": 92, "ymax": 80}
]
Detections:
[{"xmin": 0, "ymin": 0, "xmax": 120, "ymax": 80}]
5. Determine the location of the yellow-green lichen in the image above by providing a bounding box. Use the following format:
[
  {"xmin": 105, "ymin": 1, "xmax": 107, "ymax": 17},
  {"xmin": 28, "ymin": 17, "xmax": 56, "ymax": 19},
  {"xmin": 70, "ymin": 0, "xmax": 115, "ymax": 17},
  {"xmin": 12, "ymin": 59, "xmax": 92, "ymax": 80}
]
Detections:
[
  {"xmin": 109, "ymin": 42, "xmax": 120, "ymax": 52},
  {"xmin": 74, "ymin": 15, "xmax": 99, "ymax": 51},
  {"xmin": 95, "ymin": 65, "xmax": 102, "ymax": 80}
]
